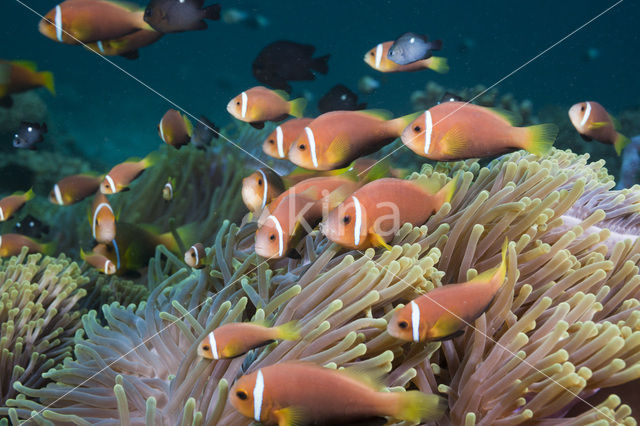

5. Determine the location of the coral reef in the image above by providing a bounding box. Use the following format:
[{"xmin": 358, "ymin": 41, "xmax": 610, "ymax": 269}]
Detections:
[{"xmin": 3, "ymin": 149, "xmax": 639, "ymax": 425}]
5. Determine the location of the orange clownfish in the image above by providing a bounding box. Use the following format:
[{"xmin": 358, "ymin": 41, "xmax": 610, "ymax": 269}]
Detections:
[
  {"xmin": 158, "ymin": 109, "xmax": 193, "ymax": 148},
  {"xmin": 50, "ymin": 174, "xmax": 102, "ymax": 206},
  {"xmin": 91, "ymin": 192, "xmax": 115, "ymax": 244},
  {"xmin": 198, "ymin": 321, "xmax": 299, "ymax": 360},
  {"xmin": 0, "ymin": 189, "xmax": 34, "ymax": 222},
  {"xmin": 401, "ymin": 101, "xmax": 558, "ymax": 161},
  {"xmin": 229, "ymin": 362, "xmax": 446, "ymax": 425},
  {"xmin": 323, "ymin": 176, "xmax": 458, "ymax": 250},
  {"xmin": 568, "ymin": 101, "xmax": 630, "ymax": 155},
  {"xmin": 364, "ymin": 41, "xmax": 449, "ymax": 74},
  {"xmin": 262, "ymin": 117, "xmax": 314, "ymax": 159},
  {"xmin": 81, "ymin": 249, "xmax": 116, "ymax": 275},
  {"xmin": 86, "ymin": 28, "xmax": 163, "ymax": 59},
  {"xmin": 0, "ymin": 234, "xmax": 54, "ymax": 258},
  {"xmin": 101, "ymin": 155, "xmax": 155, "ymax": 194},
  {"xmin": 184, "ymin": 243, "xmax": 206, "ymax": 269},
  {"xmin": 39, "ymin": 0, "xmax": 150, "ymax": 45},
  {"xmin": 388, "ymin": 239, "xmax": 508, "ymax": 342},
  {"xmin": 226, "ymin": 86, "xmax": 307, "ymax": 129},
  {"xmin": 242, "ymin": 168, "xmax": 286, "ymax": 212},
  {"xmin": 288, "ymin": 110, "xmax": 420, "ymax": 171},
  {"xmin": 0, "ymin": 60, "xmax": 55, "ymax": 105}
]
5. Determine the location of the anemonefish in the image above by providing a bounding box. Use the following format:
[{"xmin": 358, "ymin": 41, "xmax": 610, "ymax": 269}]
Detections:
[
  {"xmin": 81, "ymin": 249, "xmax": 116, "ymax": 275},
  {"xmin": 49, "ymin": 174, "xmax": 102, "ymax": 205},
  {"xmin": 401, "ymin": 101, "xmax": 558, "ymax": 161},
  {"xmin": 0, "ymin": 60, "xmax": 55, "ymax": 105},
  {"xmin": 229, "ymin": 362, "xmax": 446, "ymax": 425},
  {"xmin": 86, "ymin": 28, "xmax": 163, "ymax": 60},
  {"xmin": 388, "ymin": 239, "xmax": 508, "ymax": 342},
  {"xmin": 364, "ymin": 41, "xmax": 449, "ymax": 73},
  {"xmin": 0, "ymin": 234, "xmax": 54, "ymax": 258},
  {"xmin": 262, "ymin": 118, "xmax": 314, "ymax": 159},
  {"xmin": 158, "ymin": 109, "xmax": 193, "ymax": 148},
  {"xmin": 323, "ymin": 175, "xmax": 458, "ymax": 250},
  {"xmin": 162, "ymin": 178, "xmax": 175, "ymax": 201},
  {"xmin": 0, "ymin": 189, "xmax": 34, "ymax": 222},
  {"xmin": 184, "ymin": 242, "xmax": 206, "ymax": 269},
  {"xmin": 568, "ymin": 101, "xmax": 630, "ymax": 155},
  {"xmin": 101, "ymin": 155, "xmax": 156, "ymax": 194},
  {"xmin": 288, "ymin": 110, "xmax": 420, "ymax": 171},
  {"xmin": 198, "ymin": 321, "xmax": 299, "ymax": 360},
  {"xmin": 90, "ymin": 192, "xmax": 115, "ymax": 244},
  {"xmin": 39, "ymin": 0, "xmax": 151, "ymax": 45},
  {"xmin": 242, "ymin": 168, "xmax": 286, "ymax": 212},
  {"xmin": 226, "ymin": 86, "xmax": 307, "ymax": 129}
]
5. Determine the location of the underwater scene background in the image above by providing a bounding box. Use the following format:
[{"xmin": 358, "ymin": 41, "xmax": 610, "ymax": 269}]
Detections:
[{"xmin": 1, "ymin": 0, "xmax": 640, "ymax": 424}]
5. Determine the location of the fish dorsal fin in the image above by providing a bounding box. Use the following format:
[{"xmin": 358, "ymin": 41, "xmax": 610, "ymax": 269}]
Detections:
[
  {"xmin": 608, "ymin": 113, "xmax": 621, "ymax": 130},
  {"xmin": 358, "ymin": 109, "xmax": 393, "ymax": 121},
  {"xmin": 272, "ymin": 89, "xmax": 290, "ymax": 100},
  {"xmin": 358, "ymin": 160, "xmax": 390, "ymax": 183},
  {"xmin": 411, "ymin": 174, "xmax": 443, "ymax": 195},
  {"xmin": 486, "ymin": 107, "xmax": 521, "ymax": 126},
  {"xmin": 322, "ymin": 184, "xmax": 354, "ymax": 210},
  {"xmin": 339, "ymin": 365, "xmax": 386, "ymax": 390},
  {"xmin": 13, "ymin": 60, "xmax": 38, "ymax": 71},
  {"xmin": 108, "ymin": 0, "xmax": 144, "ymax": 12}
]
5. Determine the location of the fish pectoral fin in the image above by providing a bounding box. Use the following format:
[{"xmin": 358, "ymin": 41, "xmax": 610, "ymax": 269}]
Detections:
[
  {"xmin": 250, "ymin": 122, "xmax": 265, "ymax": 130},
  {"xmin": 273, "ymin": 406, "xmax": 305, "ymax": 426},
  {"xmin": 587, "ymin": 121, "xmax": 609, "ymax": 130},
  {"xmin": 431, "ymin": 315, "xmax": 463, "ymax": 340},
  {"xmin": 327, "ymin": 133, "xmax": 351, "ymax": 163},
  {"xmin": 369, "ymin": 232, "xmax": 392, "ymax": 250},
  {"xmin": 441, "ymin": 126, "xmax": 469, "ymax": 158}
]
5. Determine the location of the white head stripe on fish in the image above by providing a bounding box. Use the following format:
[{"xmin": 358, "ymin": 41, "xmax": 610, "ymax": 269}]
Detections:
[
  {"xmin": 267, "ymin": 215, "xmax": 284, "ymax": 257},
  {"xmin": 424, "ymin": 110, "xmax": 433, "ymax": 155},
  {"xmin": 208, "ymin": 331, "xmax": 219, "ymax": 360},
  {"xmin": 0, "ymin": 208, "xmax": 4, "ymax": 222},
  {"xmin": 257, "ymin": 169, "xmax": 268, "ymax": 209},
  {"xmin": 54, "ymin": 5, "xmax": 63, "ymax": 42},
  {"xmin": 0, "ymin": 236, "xmax": 2, "ymax": 249},
  {"xmin": 112, "ymin": 238, "xmax": 121, "ymax": 270},
  {"xmin": 304, "ymin": 127, "xmax": 319, "ymax": 168},
  {"xmin": 580, "ymin": 102, "xmax": 592, "ymax": 128},
  {"xmin": 190, "ymin": 245, "xmax": 199, "ymax": 266},
  {"xmin": 253, "ymin": 369, "xmax": 265, "ymax": 421},
  {"xmin": 241, "ymin": 91, "xmax": 248, "ymax": 119},
  {"xmin": 164, "ymin": 182, "xmax": 173, "ymax": 198},
  {"xmin": 53, "ymin": 183, "xmax": 64, "ymax": 205},
  {"xmin": 374, "ymin": 43, "xmax": 383, "ymax": 69},
  {"xmin": 104, "ymin": 259, "xmax": 112, "ymax": 273},
  {"xmin": 92, "ymin": 203, "xmax": 113, "ymax": 239},
  {"xmin": 352, "ymin": 195, "xmax": 363, "ymax": 246},
  {"xmin": 105, "ymin": 175, "xmax": 117, "ymax": 193},
  {"xmin": 275, "ymin": 126, "xmax": 285, "ymax": 158},
  {"xmin": 96, "ymin": 41, "xmax": 105, "ymax": 54},
  {"xmin": 410, "ymin": 300, "xmax": 420, "ymax": 342},
  {"xmin": 159, "ymin": 117, "xmax": 167, "ymax": 143}
]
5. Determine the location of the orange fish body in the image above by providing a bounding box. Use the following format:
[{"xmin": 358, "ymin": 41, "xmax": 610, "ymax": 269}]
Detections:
[
  {"xmin": 0, "ymin": 234, "xmax": 53, "ymax": 258},
  {"xmin": 49, "ymin": 174, "xmax": 102, "ymax": 205},
  {"xmin": 323, "ymin": 176, "xmax": 457, "ymax": 250},
  {"xmin": 81, "ymin": 250, "xmax": 116, "ymax": 274},
  {"xmin": 288, "ymin": 110, "xmax": 419, "ymax": 171},
  {"xmin": 226, "ymin": 86, "xmax": 307, "ymax": 128},
  {"xmin": 39, "ymin": 0, "xmax": 149, "ymax": 44},
  {"xmin": 262, "ymin": 118, "xmax": 314, "ymax": 159},
  {"xmin": 158, "ymin": 109, "xmax": 193, "ymax": 148},
  {"xmin": 266, "ymin": 175, "xmax": 357, "ymax": 215},
  {"xmin": 184, "ymin": 243, "xmax": 206, "ymax": 269},
  {"xmin": 101, "ymin": 157, "xmax": 153, "ymax": 194},
  {"xmin": 198, "ymin": 321, "xmax": 299, "ymax": 360},
  {"xmin": 0, "ymin": 60, "xmax": 55, "ymax": 97},
  {"xmin": 568, "ymin": 101, "xmax": 630, "ymax": 155},
  {"xmin": 401, "ymin": 101, "xmax": 558, "ymax": 161},
  {"xmin": 229, "ymin": 362, "xmax": 445, "ymax": 425},
  {"xmin": 388, "ymin": 240, "xmax": 508, "ymax": 342},
  {"xmin": 86, "ymin": 28, "xmax": 162, "ymax": 57},
  {"xmin": 242, "ymin": 168, "xmax": 286, "ymax": 212},
  {"xmin": 364, "ymin": 41, "xmax": 449, "ymax": 73},
  {"xmin": 0, "ymin": 189, "xmax": 34, "ymax": 222},
  {"xmin": 91, "ymin": 192, "xmax": 115, "ymax": 243}
]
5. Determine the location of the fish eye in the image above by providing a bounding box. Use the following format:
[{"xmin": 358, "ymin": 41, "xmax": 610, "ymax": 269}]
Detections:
[
  {"xmin": 236, "ymin": 390, "xmax": 248, "ymax": 400},
  {"xmin": 202, "ymin": 344, "xmax": 210, "ymax": 351},
  {"xmin": 299, "ymin": 144, "xmax": 306, "ymax": 150},
  {"xmin": 369, "ymin": 51, "xmax": 374, "ymax": 56},
  {"xmin": 269, "ymin": 234, "xmax": 276, "ymax": 241},
  {"xmin": 258, "ymin": 179, "xmax": 263, "ymax": 185},
  {"xmin": 268, "ymin": 139, "xmax": 274, "ymax": 144},
  {"xmin": 581, "ymin": 105, "xmax": 585, "ymax": 111},
  {"xmin": 342, "ymin": 215, "xmax": 351, "ymax": 225},
  {"xmin": 414, "ymin": 125, "xmax": 421, "ymax": 132},
  {"xmin": 398, "ymin": 320, "xmax": 409, "ymax": 329},
  {"xmin": 191, "ymin": 252, "xmax": 196, "ymax": 258},
  {"xmin": 236, "ymin": 101, "xmax": 240, "ymax": 105}
]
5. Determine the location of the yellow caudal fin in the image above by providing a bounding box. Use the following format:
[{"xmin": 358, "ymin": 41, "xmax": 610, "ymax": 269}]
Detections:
[
  {"xmin": 182, "ymin": 113, "xmax": 194, "ymax": 137},
  {"xmin": 288, "ymin": 97, "xmax": 307, "ymax": 118},
  {"xmin": 434, "ymin": 173, "xmax": 459, "ymax": 208},
  {"xmin": 428, "ymin": 56, "xmax": 449, "ymax": 74},
  {"xmin": 41, "ymin": 240, "xmax": 57, "ymax": 256},
  {"xmin": 614, "ymin": 132, "xmax": 630, "ymax": 156},
  {"xmin": 39, "ymin": 71, "xmax": 55, "ymax": 95},
  {"xmin": 22, "ymin": 188, "xmax": 35, "ymax": 201},
  {"xmin": 472, "ymin": 238, "xmax": 509, "ymax": 291},
  {"xmin": 276, "ymin": 321, "xmax": 301, "ymax": 341},
  {"xmin": 393, "ymin": 391, "xmax": 446, "ymax": 423},
  {"xmin": 523, "ymin": 123, "xmax": 558, "ymax": 156}
]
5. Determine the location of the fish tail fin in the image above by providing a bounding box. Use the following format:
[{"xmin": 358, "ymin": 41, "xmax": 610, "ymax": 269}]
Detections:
[
  {"xmin": 41, "ymin": 240, "xmax": 57, "ymax": 256},
  {"xmin": 276, "ymin": 321, "xmax": 300, "ymax": 341},
  {"xmin": 392, "ymin": 391, "xmax": 446, "ymax": 423},
  {"xmin": 40, "ymin": 71, "xmax": 55, "ymax": 95},
  {"xmin": 183, "ymin": 114, "xmax": 194, "ymax": 137},
  {"xmin": 615, "ymin": 132, "xmax": 630, "ymax": 156},
  {"xmin": 203, "ymin": 4, "xmax": 221, "ymax": 20},
  {"xmin": 23, "ymin": 188, "xmax": 35, "ymax": 201},
  {"xmin": 142, "ymin": 150, "xmax": 162, "ymax": 168},
  {"xmin": 389, "ymin": 111, "xmax": 422, "ymax": 135},
  {"xmin": 523, "ymin": 123, "xmax": 557, "ymax": 156},
  {"xmin": 472, "ymin": 238, "xmax": 509, "ymax": 289},
  {"xmin": 312, "ymin": 54, "xmax": 330, "ymax": 75},
  {"xmin": 427, "ymin": 56, "xmax": 449, "ymax": 74},
  {"xmin": 434, "ymin": 173, "xmax": 459, "ymax": 207},
  {"xmin": 288, "ymin": 97, "xmax": 307, "ymax": 118}
]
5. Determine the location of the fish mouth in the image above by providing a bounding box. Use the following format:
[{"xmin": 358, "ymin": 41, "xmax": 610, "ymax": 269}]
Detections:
[{"xmin": 254, "ymin": 242, "xmax": 276, "ymax": 259}]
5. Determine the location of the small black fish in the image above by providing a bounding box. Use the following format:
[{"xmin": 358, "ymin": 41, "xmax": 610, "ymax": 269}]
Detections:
[
  {"xmin": 439, "ymin": 92, "xmax": 463, "ymax": 104},
  {"xmin": 252, "ymin": 40, "xmax": 330, "ymax": 93},
  {"xmin": 388, "ymin": 32, "xmax": 442, "ymax": 65},
  {"xmin": 144, "ymin": 0, "xmax": 221, "ymax": 33},
  {"xmin": 13, "ymin": 214, "xmax": 50, "ymax": 239},
  {"xmin": 13, "ymin": 121, "xmax": 47, "ymax": 149},
  {"xmin": 191, "ymin": 115, "xmax": 220, "ymax": 148},
  {"xmin": 317, "ymin": 84, "xmax": 367, "ymax": 114}
]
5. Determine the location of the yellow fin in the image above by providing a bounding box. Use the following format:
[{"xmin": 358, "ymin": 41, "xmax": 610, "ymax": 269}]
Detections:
[
  {"xmin": 412, "ymin": 174, "xmax": 442, "ymax": 195},
  {"xmin": 615, "ymin": 133, "xmax": 630, "ymax": 156},
  {"xmin": 273, "ymin": 407, "xmax": 305, "ymax": 426},
  {"xmin": 39, "ymin": 71, "xmax": 55, "ymax": 95},
  {"xmin": 431, "ymin": 314, "xmax": 463, "ymax": 339},
  {"xmin": 523, "ymin": 123, "xmax": 558, "ymax": 156},
  {"xmin": 369, "ymin": 232, "xmax": 391, "ymax": 250},
  {"xmin": 275, "ymin": 321, "xmax": 300, "ymax": 341},
  {"xmin": 13, "ymin": 60, "xmax": 38, "ymax": 71},
  {"xmin": 390, "ymin": 111, "xmax": 423, "ymax": 134},
  {"xmin": 588, "ymin": 121, "xmax": 609, "ymax": 130},
  {"xmin": 19, "ymin": 188, "xmax": 35, "ymax": 201},
  {"xmin": 486, "ymin": 107, "xmax": 521, "ymax": 125},
  {"xmin": 340, "ymin": 365, "xmax": 386, "ymax": 390},
  {"xmin": 427, "ymin": 56, "xmax": 449, "ymax": 73},
  {"xmin": 441, "ymin": 126, "xmax": 469, "ymax": 158},
  {"xmin": 327, "ymin": 133, "xmax": 351, "ymax": 164},
  {"xmin": 182, "ymin": 113, "xmax": 194, "ymax": 137},
  {"xmin": 358, "ymin": 109, "xmax": 393, "ymax": 121},
  {"xmin": 359, "ymin": 160, "xmax": 390, "ymax": 183},
  {"xmin": 472, "ymin": 238, "xmax": 508, "ymax": 286},
  {"xmin": 273, "ymin": 89, "xmax": 290, "ymax": 100},
  {"xmin": 288, "ymin": 97, "xmax": 307, "ymax": 118},
  {"xmin": 435, "ymin": 173, "xmax": 459, "ymax": 206},
  {"xmin": 394, "ymin": 391, "xmax": 446, "ymax": 423}
]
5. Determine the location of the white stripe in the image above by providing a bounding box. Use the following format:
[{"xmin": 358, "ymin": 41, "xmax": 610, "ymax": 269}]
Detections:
[
  {"xmin": 191, "ymin": 244, "xmax": 199, "ymax": 266},
  {"xmin": 424, "ymin": 110, "xmax": 433, "ymax": 155},
  {"xmin": 164, "ymin": 182, "xmax": 173, "ymax": 199},
  {"xmin": 352, "ymin": 196, "xmax": 362, "ymax": 246},
  {"xmin": 304, "ymin": 127, "xmax": 319, "ymax": 168},
  {"xmin": 96, "ymin": 40, "xmax": 105, "ymax": 54},
  {"xmin": 0, "ymin": 236, "xmax": 3, "ymax": 250},
  {"xmin": 53, "ymin": 183, "xmax": 64, "ymax": 205},
  {"xmin": 267, "ymin": 215, "xmax": 284, "ymax": 257},
  {"xmin": 241, "ymin": 91, "xmax": 248, "ymax": 119},
  {"xmin": 55, "ymin": 5, "xmax": 63, "ymax": 42},
  {"xmin": 0, "ymin": 208, "xmax": 4, "ymax": 222},
  {"xmin": 159, "ymin": 117, "xmax": 166, "ymax": 143},
  {"xmin": 92, "ymin": 202, "xmax": 113, "ymax": 239},
  {"xmin": 257, "ymin": 169, "xmax": 268, "ymax": 209},
  {"xmin": 208, "ymin": 331, "xmax": 219, "ymax": 360},
  {"xmin": 374, "ymin": 43, "xmax": 383, "ymax": 69},
  {"xmin": 275, "ymin": 125, "xmax": 285, "ymax": 158},
  {"xmin": 579, "ymin": 102, "xmax": 592, "ymax": 128},
  {"xmin": 104, "ymin": 259, "xmax": 113, "ymax": 273},
  {"xmin": 410, "ymin": 301, "xmax": 421, "ymax": 342},
  {"xmin": 253, "ymin": 370, "xmax": 264, "ymax": 421},
  {"xmin": 105, "ymin": 175, "xmax": 116, "ymax": 193},
  {"xmin": 112, "ymin": 239, "xmax": 121, "ymax": 270}
]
